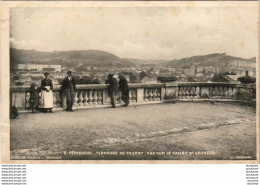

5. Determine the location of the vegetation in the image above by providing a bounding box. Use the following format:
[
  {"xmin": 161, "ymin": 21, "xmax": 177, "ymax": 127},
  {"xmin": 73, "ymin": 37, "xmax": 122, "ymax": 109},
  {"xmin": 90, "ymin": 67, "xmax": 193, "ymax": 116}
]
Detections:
[{"xmin": 237, "ymin": 76, "xmax": 256, "ymax": 84}]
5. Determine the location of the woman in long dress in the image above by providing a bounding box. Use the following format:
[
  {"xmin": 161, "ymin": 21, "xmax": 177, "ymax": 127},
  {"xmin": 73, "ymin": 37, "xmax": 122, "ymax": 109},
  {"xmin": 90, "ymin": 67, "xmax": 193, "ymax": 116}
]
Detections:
[{"xmin": 40, "ymin": 72, "xmax": 54, "ymax": 113}]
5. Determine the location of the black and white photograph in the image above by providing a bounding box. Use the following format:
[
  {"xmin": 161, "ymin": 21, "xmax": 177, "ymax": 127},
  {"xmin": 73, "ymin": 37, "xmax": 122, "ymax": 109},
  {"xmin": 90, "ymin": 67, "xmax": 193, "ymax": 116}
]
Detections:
[{"xmin": 5, "ymin": 2, "xmax": 258, "ymax": 162}]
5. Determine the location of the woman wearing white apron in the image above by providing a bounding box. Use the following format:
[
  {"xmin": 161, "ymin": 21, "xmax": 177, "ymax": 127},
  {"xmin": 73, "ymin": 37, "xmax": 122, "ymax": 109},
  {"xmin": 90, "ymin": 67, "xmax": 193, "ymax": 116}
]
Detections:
[{"xmin": 40, "ymin": 72, "xmax": 54, "ymax": 113}]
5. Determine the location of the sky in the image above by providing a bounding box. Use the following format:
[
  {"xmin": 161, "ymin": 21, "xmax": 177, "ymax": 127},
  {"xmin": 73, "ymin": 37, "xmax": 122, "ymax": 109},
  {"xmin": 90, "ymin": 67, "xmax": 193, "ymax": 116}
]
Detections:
[{"xmin": 10, "ymin": 7, "xmax": 258, "ymax": 60}]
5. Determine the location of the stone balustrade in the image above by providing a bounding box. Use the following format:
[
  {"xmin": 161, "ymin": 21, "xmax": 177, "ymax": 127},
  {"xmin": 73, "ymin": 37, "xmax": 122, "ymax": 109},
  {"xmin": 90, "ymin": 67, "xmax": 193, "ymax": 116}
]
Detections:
[{"xmin": 10, "ymin": 82, "xmax": 256, "ymax": 110}]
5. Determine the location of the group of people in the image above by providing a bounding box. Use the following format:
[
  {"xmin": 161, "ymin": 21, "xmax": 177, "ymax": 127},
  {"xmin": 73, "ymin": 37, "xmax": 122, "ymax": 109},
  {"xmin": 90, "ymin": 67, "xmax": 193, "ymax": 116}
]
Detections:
[
  {"xmin": 105, "ymin": 74, "xmax": 129, "ymax": 108},
  {"xmin": 29, "ymin": 71, "xmax": 129, "ymax": 113}
]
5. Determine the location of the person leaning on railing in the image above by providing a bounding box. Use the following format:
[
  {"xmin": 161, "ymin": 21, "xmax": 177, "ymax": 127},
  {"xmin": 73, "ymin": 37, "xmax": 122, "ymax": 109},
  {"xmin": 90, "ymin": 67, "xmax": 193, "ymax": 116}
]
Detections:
[
  {"xmin": 119, "ymin": 74, "xmax": 129, "ymax": 107},
  {"xmin": 105, "ymin": 74, "xmax": 119, "ymax": 108},
  {"xmin": 61, "ymin": 71, "xmax": 76, "ymax": 112}
]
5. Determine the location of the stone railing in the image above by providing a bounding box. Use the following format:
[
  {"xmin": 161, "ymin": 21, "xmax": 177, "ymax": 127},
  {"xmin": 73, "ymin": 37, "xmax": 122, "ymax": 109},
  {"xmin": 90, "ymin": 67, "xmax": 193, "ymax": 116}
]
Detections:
[{"xmin": 10, "ymin": 82, "xmax": 256, "ymax": 110}]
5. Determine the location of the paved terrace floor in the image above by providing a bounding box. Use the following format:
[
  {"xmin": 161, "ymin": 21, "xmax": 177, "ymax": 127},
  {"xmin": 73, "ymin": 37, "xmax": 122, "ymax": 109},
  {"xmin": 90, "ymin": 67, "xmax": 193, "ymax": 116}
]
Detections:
[{"xmin": 10, "ymin": 102, "xmax": 256, "ymax": 160}]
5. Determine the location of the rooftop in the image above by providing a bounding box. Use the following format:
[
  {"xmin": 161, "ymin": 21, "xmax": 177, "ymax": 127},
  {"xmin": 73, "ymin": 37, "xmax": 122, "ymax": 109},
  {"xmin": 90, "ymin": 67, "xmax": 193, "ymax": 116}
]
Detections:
[{"xmin": 10, "ymin": 102, "xmax": 256, "ymax": 160}]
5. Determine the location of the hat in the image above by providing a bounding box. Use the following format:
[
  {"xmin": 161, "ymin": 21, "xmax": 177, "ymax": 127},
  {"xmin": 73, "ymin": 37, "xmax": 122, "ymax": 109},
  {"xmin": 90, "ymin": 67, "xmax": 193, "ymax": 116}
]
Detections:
[
  {"xmin": 30, "ymin": 83, "xmax": 38, "ymax": 90},
  {"xmin": 108, "ymin": 74, "xmax": 113, "ymax": 78},
  {"xmin": 44, "ymin": 72, "xmax": 49, "ymax": 76},
  {"xmin": 67, "ymin": 71, "xmax": 72, "ymax": 74}
]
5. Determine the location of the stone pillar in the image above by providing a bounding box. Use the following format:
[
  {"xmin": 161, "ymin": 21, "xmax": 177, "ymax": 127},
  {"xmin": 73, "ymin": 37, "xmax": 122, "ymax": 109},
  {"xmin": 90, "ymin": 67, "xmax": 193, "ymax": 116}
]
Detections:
[
  {"xmin": 102, "ymin": 89, "xmax": 107, "ymax": 105},
  {"xmin": 165, "ymin": 87, "xmax": 178, "ymax": 100},
  {"xmin": 160, "ymin": 87, "xmax": 165, "ymax": 101},
  {"xmin": 165, "ymin": 83, "xmax": 178, "ymax": 100},
  {"xmin": 137, "ymin": 88, "xmax": 144, "ymax": 103},
  {"xmin": 11, "ymin": 92, "xmax": 26, "ymax": 109}
]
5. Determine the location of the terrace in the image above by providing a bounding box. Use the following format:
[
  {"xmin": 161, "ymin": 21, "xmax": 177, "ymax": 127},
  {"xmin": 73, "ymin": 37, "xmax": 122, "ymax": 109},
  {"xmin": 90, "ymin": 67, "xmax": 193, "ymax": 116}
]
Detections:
[{"xmin": 10, "ymin": 82, "xmax": 256, "ymax": 160}]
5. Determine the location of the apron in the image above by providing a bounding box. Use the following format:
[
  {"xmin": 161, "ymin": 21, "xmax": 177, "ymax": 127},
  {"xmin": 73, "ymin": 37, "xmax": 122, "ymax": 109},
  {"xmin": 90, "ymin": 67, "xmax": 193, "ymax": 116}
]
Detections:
[{"xmin": 40, "ymin": 86, "xmax": 53, "ymax": 108}]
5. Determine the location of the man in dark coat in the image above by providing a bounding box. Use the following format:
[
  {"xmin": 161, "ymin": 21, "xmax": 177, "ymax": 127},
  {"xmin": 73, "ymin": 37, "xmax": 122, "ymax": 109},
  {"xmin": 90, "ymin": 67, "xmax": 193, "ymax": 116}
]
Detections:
[
  {"xmin": 119, "ymin": 75, "xmax": 129, "ymax": 107},
  {"xmin": 105, "ymin": 74, "xmax": 119, "ymax": 108},
  {"xmin": 61, "ymin": 71, "xmax": 76, "ymax": 111}
]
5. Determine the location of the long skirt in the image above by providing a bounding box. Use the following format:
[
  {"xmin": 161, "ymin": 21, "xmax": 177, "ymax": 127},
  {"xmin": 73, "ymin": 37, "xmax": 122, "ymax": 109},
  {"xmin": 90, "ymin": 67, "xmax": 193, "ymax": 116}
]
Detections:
[{"xmin": 40, "ymin": 88, "xmax": 53, "ymax": 109}]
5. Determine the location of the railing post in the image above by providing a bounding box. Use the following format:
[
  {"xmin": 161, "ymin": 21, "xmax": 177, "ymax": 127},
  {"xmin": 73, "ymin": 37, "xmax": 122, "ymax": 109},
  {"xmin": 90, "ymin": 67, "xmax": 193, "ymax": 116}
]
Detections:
[
  {"xmin": 160, "ymin": 86, "xmax": 166, "ymax": 101},
  {"xmin": 165, "ymin": 83, "xmax": 178, "ymax": 100},
  {"xmin": 102, "ymin": 89, "xmax": 107, "ymax": 105},
  {"xmin": 136, "ymin": 88, "xmax": 144, "ymax": 103}
]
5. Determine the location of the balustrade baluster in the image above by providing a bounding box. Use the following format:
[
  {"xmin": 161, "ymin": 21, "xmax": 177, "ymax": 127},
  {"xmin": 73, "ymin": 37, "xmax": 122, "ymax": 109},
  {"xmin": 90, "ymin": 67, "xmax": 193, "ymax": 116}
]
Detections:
[
  {"xmin": 152, "ymin": 89, "xmax": 157, "ymax": 101},
  {"xmin": 25, "ymin": 92, "xmax": 30, "ymax": 109},
  {"xmin": 153, "ymin": 89, "xmax": 157, "ymax": 101},
  {"xmin": 191, "ymin": 87, "xmax": 195, "ymax": 98},
  {"xmin": 156, "ymin": 89, "xmax": 160, "ymax": 100},
  {"xmin": 93, "ymin": 91, "xmax": 98, "ymax": 105},
  {"xmin": 188, "ymin": 87, "xmax": 192, "ymax": 98},
  {"xmin": 182, "ymin": 87, "xmax": 187, "ymax": 99},
  {"xmin": 213, "ymin": 87, "xmax": 218, "ymax": 98},
  {"xmin": 223, "ymin": 87, "xmax": 228, "ymax": 98},
  {"xmin": 148, "ymin": 89, "xmax": 153, "ymax": 101},
  {"xmin": 178, "ymin": 87, "xmax": 183, "ymax": 99},
  {"xmin": 227, "ymin": 87, "xmax": 232, "ymax": 98},
  {"xmin": 146, "ymin": 89, "xmax": 149, "ymax": 101},
  {"xmin": 97, "ymin": 91, "xmax": 102, "ymax": 105},
  {"xmin": 219, "ymin": 87, "xmax": 224, "ymax": 97},
  {"xmin": 78, "ymin": 91, "xmax": 84, "ymax": 106},
  {"xmin": 144, "ymin": 89, "xmax": 148, "ymax": 101},
  {"xmin": 195, "ymin": 87, "xmax": 200, "ymax": 98},
  {"xmin": 88, "ymin": 90, "xmax": 93, "ymax": 105},
  {"xmin": 132, "ymin": 90, "xmax": 137, "ymax": 102},
  {"xmin": 209, "ymin": 86, "xmax": 213, "ymax": 98},
  {"xmin": 84, "ymin": 91, "xmax": 89, "ymax": 106},
  {"xmin": 231, "ymin": 87, "xmax": 236, "ymax": 97},
  {"xmin": 186, "ymin": 87, "xmax": 190, "ymax": 98},
  {"xmin": 73, "ymin": 91, "xmax": 79, "ymax": 107}
]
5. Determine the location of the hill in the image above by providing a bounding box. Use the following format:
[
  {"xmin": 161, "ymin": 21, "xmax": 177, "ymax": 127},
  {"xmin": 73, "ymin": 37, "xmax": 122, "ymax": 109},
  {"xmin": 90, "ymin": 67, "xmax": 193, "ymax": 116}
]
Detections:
[
  {"xmin": 10, "ymin": 48, "xmax": 135, "ymax": 68},
  {"xmin": 164, "ymin": 53, "xmax": 256, "ymax": 69},
  {"xmin": 122, "ymin": 58, "xmax": 169, "ymax": 65}
]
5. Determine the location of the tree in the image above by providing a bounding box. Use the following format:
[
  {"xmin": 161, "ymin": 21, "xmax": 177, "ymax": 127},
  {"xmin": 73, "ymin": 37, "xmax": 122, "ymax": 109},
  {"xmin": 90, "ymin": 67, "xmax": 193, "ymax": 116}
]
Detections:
[
  {"xmin": 140, "ymin": 71, "xmax": 147, "ymax": 80},
  {"xmin": 13, "ymin": 76, "xmax": 19, "ymax": 80},
  {"xmin": 15, "ymin": 82, "xmax": 23, "ymax": 86},
  {"xmin": 92, "ymin": 79, "xmax": 100, "ymax": 84},
  {"xmin": 237, "ymin": 76, "xmax": 256, "ymax": 84}
]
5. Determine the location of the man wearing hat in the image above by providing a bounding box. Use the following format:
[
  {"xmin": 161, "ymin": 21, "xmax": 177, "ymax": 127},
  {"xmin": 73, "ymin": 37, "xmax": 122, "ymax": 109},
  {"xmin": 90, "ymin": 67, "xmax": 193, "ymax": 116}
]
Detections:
[
  {"xmin": 105, "ymin": 74, "xmax": 119, "ymax": 108},
  {"xmin": 40, "ymin": 72, "xmax": 54, "ymax": 113},
  {"xmin": 119, "ymin": 74, "xmax": 129, "ymax": 107},
  {"xmin": 61, "ymin": 71, "xmax": 76, "ymax": 111}
]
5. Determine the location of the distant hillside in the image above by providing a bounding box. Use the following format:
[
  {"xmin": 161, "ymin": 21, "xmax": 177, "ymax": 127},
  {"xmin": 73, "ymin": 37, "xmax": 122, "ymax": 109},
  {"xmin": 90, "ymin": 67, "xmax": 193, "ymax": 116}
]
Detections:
[
  {"xmin": 122, "ymin": 58, "xmax": 169, "ymax": 65},
  {"xmin": 164, "ymin": 53, "xmax": 256, "ymax": 69},
  {"xmin": 10, "ymin": 48, "xmax": 135, "ymax": 68}
]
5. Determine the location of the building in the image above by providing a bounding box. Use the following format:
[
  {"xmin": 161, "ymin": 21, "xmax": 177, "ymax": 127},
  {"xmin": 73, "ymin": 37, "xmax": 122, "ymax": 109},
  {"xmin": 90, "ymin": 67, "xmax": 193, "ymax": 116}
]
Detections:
[
  {"xmin": 17, "ymin": 64, "xmax": 61, "ymax": 72},
  {"xmin": 140, "ymin": 77, "xmax": 158, "ymax": 84},
  {"xmin": 182, "ymin": 67, "xmax": 195, "ymax": 76},
  {"xmin": 214, "ymin": 75, "xmax": 242, "ymax": 84}
]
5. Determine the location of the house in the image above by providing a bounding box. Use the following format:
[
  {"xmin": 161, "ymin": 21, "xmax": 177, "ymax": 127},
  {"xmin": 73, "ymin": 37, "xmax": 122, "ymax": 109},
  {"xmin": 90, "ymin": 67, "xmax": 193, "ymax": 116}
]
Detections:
[
  {"xmin": 140, "ymin": 77, "xmax": 158, "ymax": 84},
  {"xmin": 214, "ymin": 75, "xmax": 242, "ymax": 84},
  {"xmin": 196, "ymin": 72, "xmax": 203, "ymax": 78}
]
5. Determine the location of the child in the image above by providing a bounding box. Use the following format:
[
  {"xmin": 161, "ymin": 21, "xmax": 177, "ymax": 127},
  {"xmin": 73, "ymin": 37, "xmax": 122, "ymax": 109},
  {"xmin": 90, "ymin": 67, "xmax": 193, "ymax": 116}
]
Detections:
[
  {"xmin": 30, "ymin": 83, "xmax": 39, "ymax": 113},
  {"xmin": 10, "ymin": 106, "xmax": 18, "ymax": 119}
]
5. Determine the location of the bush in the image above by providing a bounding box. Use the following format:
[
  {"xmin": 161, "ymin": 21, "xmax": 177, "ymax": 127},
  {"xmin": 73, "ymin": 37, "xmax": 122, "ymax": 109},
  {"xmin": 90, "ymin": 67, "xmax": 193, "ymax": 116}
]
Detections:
[{"xmin": 237, "ymin": 76, "xmax": 256, "ymax": 84}]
